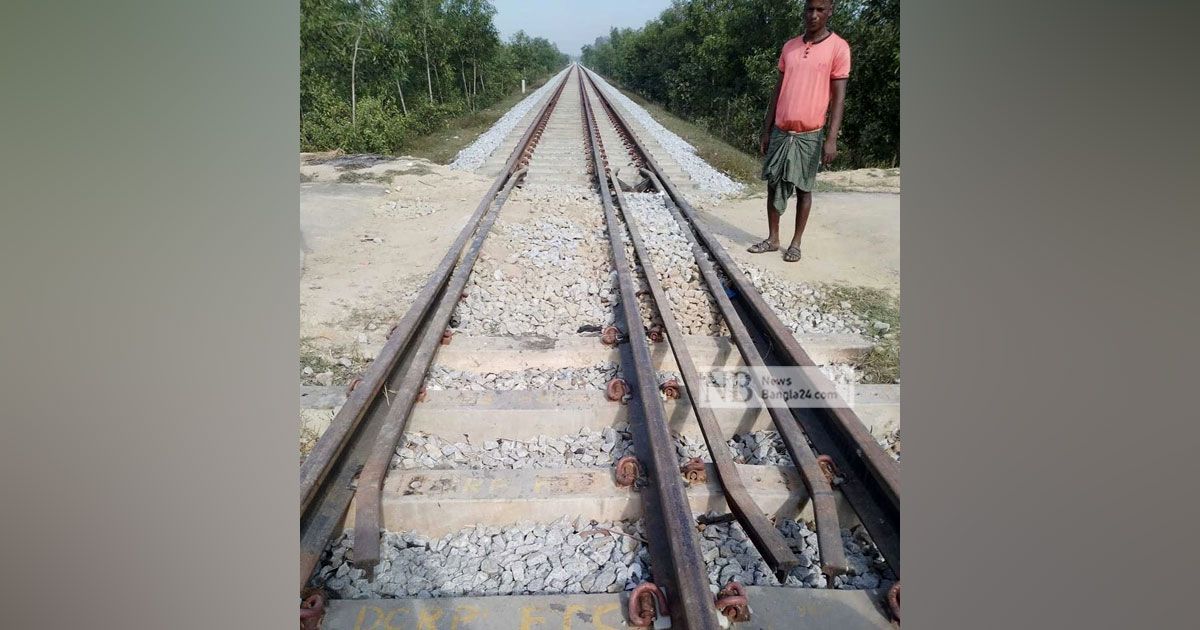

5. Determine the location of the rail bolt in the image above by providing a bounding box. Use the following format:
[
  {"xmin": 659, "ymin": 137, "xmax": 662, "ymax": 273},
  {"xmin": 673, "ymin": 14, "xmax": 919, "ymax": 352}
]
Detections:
[
  {"xmin": 628, "ymin": 582, "xmax": 670, "ymax": 627},
  {"xmin": 887, "ymin": 581, "xmax": 900, "ymax": 621},
  {"xmin": 659, "ymin": 378, "xmax": 681, "ymax": 400},
  {"xmin": 347, "ymin": 377, "xmax": 363, "ymax": 394},
  {"xmin": 386, "ymin": 323, "xmax": 399, "ymax": 339},
  {"xmin": 817, "ymin": 454, "xmax": 842, "ymax": 486},
  {"xmin": 416, "ymin": 386, "xmax": 428, "ymax": 403},
  {"xmin": 648, "ymin": 326, "xmax": 664, "ymax": 342},
  {"xmin": 606, "ymin": 378, "xmax": 628, "ymax": 402},
  {"xmin": 440, "ymin": 329, "xmax": 454, "ymax": 345},
  {"xmin": 715, "ymin": 581, "xmax": 751, "ymax": 623},
  {"xmin": 680, "ymin": 457, "xmax": 707, "ymax": 484},
  {"xmin": 614, "ymin": 455, "xmax": 641, "ymax": 487},
  {"xmin": 299, "ymin": 587, "xmax": 328, "ymax": 630},
  {"xmin": 601, "ymin": 326, "xmax": 620, "ymax": 346}
]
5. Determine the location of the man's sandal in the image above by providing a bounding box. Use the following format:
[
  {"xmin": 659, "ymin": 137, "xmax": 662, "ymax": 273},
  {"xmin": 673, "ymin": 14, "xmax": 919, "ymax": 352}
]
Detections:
[
  {"xmin": 747, "ymin": 239, "xmax": 779, "ymax": 254},
  {"xmin": 783, "ymin": 245, "xmax": 802, "ymax": 262}
]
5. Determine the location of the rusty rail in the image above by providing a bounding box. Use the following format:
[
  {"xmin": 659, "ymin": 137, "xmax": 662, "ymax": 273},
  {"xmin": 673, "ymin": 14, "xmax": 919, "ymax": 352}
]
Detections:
[
  {"xmin": 300, "ymin": 69, "xmax": 571, "ymax": 589},
  {"xmin": 593, "ymin": 82, "xmax": 800, "ymax": 574},
  {"xmin": 581, "ymin": 65, "xmax": 900, "ymax": 576},
  {"xmin": 581, "ymin": 67, "xmax": 847, "ymax": 576},
  {"xmin": 350, "ymin": 168, "xmax": 526, "ymax": 574},
  {"xmin": 640, "ymin": 166, "xmax": 848, "ymax": 577},
  {"xmin": 578, "ymin": 68, "xmax": 720, "ymax": 630}
]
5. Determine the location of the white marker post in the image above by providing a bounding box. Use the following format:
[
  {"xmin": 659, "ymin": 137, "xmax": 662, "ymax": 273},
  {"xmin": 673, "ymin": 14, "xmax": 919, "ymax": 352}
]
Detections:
[{"xmin": 521, "ymin": 79, "xmax": 526, "ymax": 94}]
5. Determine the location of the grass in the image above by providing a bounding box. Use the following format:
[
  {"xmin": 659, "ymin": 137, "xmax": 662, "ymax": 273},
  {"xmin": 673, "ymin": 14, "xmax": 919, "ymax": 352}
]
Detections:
[
  {"xmin": 335, "ymin": 165, "xmax": 437, "ymax": 185},
  {"xmin": 607, "ymin": 86, "xmax": 765, "ymax": 190},
  {"xmin": 604, "ymin": 83, "xmax": 888, "ymax": 194},
  {"xmin": 816, "ymin": 285, "xmax": 900, "ymax": 384},
  {"xmin": 401, "ymin": 77, "xmax": 553, "ymax": 165},
  {"xmin": 299, "ymin": 422, "xmax": 321, "ymax": 463},
  {"xmin": 299, "ymin": 337, "xmax": 371, "ymax": 386},
  {"xmin": 341, "ymin": 306, "xmax": 400, "ymax": 331}
]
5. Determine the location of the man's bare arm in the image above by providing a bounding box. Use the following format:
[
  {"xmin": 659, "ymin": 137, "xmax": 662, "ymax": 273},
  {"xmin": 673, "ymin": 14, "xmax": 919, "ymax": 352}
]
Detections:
[
  {"xmin": 761, "ymin": 73, "xmax": 784, "ymax": 156},
  {"xmin": 823, "ymin": 78, "xmax": 847, "ymax": 164}
]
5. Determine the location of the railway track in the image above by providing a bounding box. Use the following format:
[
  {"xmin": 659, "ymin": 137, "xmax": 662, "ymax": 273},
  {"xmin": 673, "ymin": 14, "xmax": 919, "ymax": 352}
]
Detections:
[{"xmin": 300, "ymin": 64, "xmax": 900, "ymax": 629}]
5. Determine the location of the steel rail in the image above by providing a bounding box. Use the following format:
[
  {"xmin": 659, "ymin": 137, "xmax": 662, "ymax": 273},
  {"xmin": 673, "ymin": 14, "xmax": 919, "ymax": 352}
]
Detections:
[
  {"xmin": 351, "ymin": 168, "xmax": 527, "ymax": 575},
  {"xmin": 591, "ymin": 91, "xmax": 801, "ymax": 574},
  {"xmin": 579, "ymin": 68, "xmax": 850, "ymax": 576},
  {"xmin": 299, "ymin": 68, "xmax": 570, "ymax": 514},
  {"xmin": 581, "ymin": 66, "xmax": 899, "ymax": 574},
  {"xmin": 640, "ymin": 167, "xmax": 849, "ymax": 577},
  {"xmin": 300, "ymin": 69, "xmax": 571, "ymax": 589},
  {"xmin": 578, "ymin": 68, "xmax": 720, "ymax": 630}
]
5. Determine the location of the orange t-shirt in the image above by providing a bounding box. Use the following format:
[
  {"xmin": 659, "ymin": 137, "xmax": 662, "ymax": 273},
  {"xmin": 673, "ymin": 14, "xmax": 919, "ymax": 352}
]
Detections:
[{"xmin": 774, "ymin": 33, "xmax": 851, "ymax": 133}]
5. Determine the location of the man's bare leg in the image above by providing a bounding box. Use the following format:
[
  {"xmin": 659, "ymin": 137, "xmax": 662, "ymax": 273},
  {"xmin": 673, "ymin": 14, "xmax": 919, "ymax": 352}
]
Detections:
[
  {"xmin": 748, "ymin": 184, "xmax": 783, "ymax": 253},
  {"xmin": 782, "ymin": 190, "xmax": 811, "ymax": 261},
  {"xmin": 789, "ymin": 190, "xmax": 812, "ymax": 249}
]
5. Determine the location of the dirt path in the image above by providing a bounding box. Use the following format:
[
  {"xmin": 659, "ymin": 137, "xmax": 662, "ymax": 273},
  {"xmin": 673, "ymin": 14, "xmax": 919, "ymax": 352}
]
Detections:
[
  {"xmin": 695, "ymin": 189, "xmax": 899, "ymax": 294},
  {"xmin": 299, "ymin": 157, "xmax": 492, "ymax": 351}
]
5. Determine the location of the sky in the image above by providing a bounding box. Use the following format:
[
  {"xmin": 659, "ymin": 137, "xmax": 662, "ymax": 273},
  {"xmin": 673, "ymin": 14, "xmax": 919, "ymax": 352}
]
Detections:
[{"xmin": 490, "ymin": 0, "xmax": 674, "ymax": 58}]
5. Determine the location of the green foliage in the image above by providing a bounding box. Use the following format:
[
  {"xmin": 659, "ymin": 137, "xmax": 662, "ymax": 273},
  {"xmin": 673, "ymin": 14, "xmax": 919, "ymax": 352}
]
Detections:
[
  {"xmin": 301, "ymin": 0, "xmax": 569, "ymax": 153},
  {"xmin": 582, "ymin": 0, "xmax": 899, "ymax": 168}
]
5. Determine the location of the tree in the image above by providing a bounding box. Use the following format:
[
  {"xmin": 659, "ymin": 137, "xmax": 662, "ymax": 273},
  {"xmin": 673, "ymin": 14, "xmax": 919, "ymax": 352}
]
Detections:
[
  {"xmin": 301, "ymin": 0, "xmax": 568, "ymax": 153},
  {"xmin": 581, "ymin": 0, "xmax": 898, "ymax": 168}
]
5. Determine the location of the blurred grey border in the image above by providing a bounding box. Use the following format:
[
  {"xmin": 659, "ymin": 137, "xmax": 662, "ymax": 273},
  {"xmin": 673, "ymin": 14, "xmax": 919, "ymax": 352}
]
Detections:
[
  {"xmin": 904, "ymin": 0, "xmax": 1198, "ymax": 627},
  {"xmin": 1, "ymin": 2, "xmax": 298, "ymax": 628},
  {"xmin": 2, "ymin": 1, "xmax": 1198, "ymax": 628}
]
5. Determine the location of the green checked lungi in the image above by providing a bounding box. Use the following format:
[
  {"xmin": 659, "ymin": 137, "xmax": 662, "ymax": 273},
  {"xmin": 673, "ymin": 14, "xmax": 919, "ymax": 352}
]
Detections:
[{"xmin": 761, "ymin": 126, "xmax": 823, "ymax": 213}]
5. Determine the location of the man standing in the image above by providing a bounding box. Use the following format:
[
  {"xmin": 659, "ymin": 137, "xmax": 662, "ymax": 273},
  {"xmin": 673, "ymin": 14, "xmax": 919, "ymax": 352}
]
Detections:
[{"xmin": 748, "ymin": 0, "xmax": 850, "ymax": 262}]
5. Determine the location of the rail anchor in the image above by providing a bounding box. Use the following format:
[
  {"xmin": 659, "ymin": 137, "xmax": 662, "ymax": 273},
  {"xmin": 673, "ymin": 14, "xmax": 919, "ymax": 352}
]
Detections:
[
  {"xmin": 628, "ymin": 582, "xmax": 671, "ymax": 628},
  {"xmin": 680, "ymin": 457, "xmax": 707, "ymax": 484},
  {"xmin": 614, "ymin": 455, "xmax": 641, "ymax": 487},
  {"xmin": 606, "ymin": 377, "xmax": 628, "ymax": 402},
  {"xmin": 299, "ymin": 587, "xmax": 327, "ymax": 630},
  {"xmin": 715, "ymin": 581, "xmax": 751, "ymax": 624}
]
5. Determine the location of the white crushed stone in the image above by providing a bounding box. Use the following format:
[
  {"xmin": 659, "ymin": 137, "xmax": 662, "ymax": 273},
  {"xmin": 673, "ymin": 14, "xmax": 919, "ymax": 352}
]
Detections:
[
  {"xmin": 316, "ymin": 515, "xmax": 889, "ymax": 600},
  {"xmin": 696, "ymin": 515, "xmax": 894, "ymax": 592},
  {"xmin": 676, "ymin": 431, "xmax": 794, "ymax": 467},
  {"xmin": 316, "ymin": 518, "xmax": 651, "ymax": 599},
  {"xmin": 449, "ymin": 68, "xmax": 571, "ymax": 171},
  {"xmin": 393, "ymin": 427, "xmax": 799, "ymax": 472},
  {"xmin": 424, "ymin": 364, "xmax": 618, "ymax": 392},
  {"xmin": 623, "ymin": 192, "xmax": 728, "ymax": 335},
  {"xmin": 452, "ymin": 206, "xmax": 618, "ymax": 337},
  {"xmin": 583, "ymin": 68, "xmax": 744, "ymax": 198},
  {"xmin": 393, "ymin": 427, "xmax": 636, "ymax": 470},
  {"xmin": 742, "ymin": 264, "xmax": 870, "ymax": 336},
  {"xmin": 875, "ymin": 426, "xmax": 900, "ymax": 461}
]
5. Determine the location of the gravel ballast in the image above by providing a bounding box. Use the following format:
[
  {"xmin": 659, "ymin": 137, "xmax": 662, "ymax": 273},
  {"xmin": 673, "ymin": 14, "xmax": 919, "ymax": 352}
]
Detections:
[
  {"xmin": 316, "ymin": 516, "xmax": 892, "ymax": 599},
  {"xmin": 316, "ymin": 518, "xmax": 651, "ymax": 599},
  {"xmin": 696, "ymin": 516, "xmax": 894, "ymax": 592},
  {"xmin": 452, "ymin": 200, "xmax": 619, "ymax": 337},
  {"xmin": 584, "ymin": 69, "xmax": 744, "ymax": 198},
  {"xmin": 623, "ymin": 192, "xmax": 728, "ymax": 335},
  {"xmin": 424, "ymin": 363, "xmax": 619, "ymax": 392},
  {"xmin": 742, "ymin": 265, "xmax": 871, "ymax": 336},
  {"xmin": 393, "ymin": 428, "xmax": 813, "ymax": 471},
  {"xmin": 449, "ymin": 68, "xmax": 570, "ymax": 171},
  {"xmin": 393, "ymin": 427, "xmax": 636, "ymax": 470}
]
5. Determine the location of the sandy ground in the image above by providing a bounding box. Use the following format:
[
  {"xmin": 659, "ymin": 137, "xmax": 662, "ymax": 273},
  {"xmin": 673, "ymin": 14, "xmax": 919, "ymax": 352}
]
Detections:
[
  {"xmin": 299, "ymin": 155, "xmax": 491, "ymax": 351},
  {"xmin": 818, "ymin": 167, "xmax": 900, "ymax": 194},
  {"xmin": 299, "ymin": 157, "xmax": 900, "ymax": 345},
  {"xmin": 298, "ymin": 156, "xmax": 899, "ymax": 456},
  {"xmin": 694, "ymin": 187, "xmax": 900, "ymax": 294}
]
